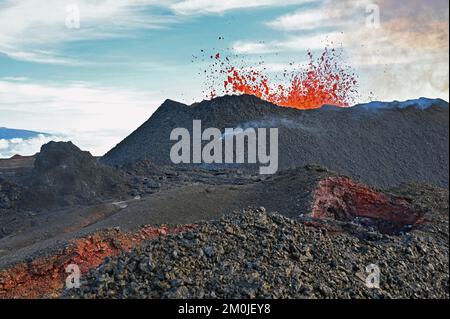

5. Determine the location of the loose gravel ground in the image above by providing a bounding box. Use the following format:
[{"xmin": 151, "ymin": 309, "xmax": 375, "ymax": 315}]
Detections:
[{"xmin": 65, "ymin": 206, "xmax": 449, "ymax": 299}]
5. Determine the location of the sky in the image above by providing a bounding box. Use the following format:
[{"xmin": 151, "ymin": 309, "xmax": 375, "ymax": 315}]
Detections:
[{"xmin": 0, "ymin": 0, "xmax": 449, "ymax": 157}]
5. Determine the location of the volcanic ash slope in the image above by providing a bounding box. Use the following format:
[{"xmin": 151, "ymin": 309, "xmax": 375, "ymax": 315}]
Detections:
[{"xmin": 102, "ymin": 95, "xmax": 449, "ymax": 188}]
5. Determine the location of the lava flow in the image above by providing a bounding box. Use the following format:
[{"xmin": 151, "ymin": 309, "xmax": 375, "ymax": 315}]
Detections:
[{"xmin": 200, "ymin": 48, "xmax": 359, "ymax": 110}]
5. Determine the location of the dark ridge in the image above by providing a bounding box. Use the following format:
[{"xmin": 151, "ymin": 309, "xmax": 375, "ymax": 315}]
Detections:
[
  {"xmin": 17, "ymin": 141, "xmax": 131, "ymax": 211},
  {"xmin": 101, "ymin": 95, "xmax": 449, "ymax": 188}
]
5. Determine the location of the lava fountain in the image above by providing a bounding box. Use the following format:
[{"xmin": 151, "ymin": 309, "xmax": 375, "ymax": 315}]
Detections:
[{"xmin": 199, "ymin": 48, "xmax": 359, "ymax": 110}]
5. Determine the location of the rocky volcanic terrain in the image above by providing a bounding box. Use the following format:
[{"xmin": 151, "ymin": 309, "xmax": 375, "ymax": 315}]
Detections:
[
  {"xmin": 1, "ymin": 142, "xmax": 131, "ymax": 213},
  {"xmin": 65, "ymin": 205, "xmax": 448, "ymax": 299},
  {"xmin": 0, "ymin": 96, "xmax": 448, "ymax": 299}
]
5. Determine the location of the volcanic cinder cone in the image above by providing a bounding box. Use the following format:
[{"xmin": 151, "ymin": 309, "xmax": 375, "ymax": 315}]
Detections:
[
  {"xmin": 19, "ymin": 141, "xmax": 131, "ymax": 210},
  {"xmin": 102, "ymin": 95, "xmax": 449, "ymax": 188}
]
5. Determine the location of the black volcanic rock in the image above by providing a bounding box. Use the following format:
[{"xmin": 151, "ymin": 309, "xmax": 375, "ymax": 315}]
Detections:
[
  {"xmin": 102, "ymin": 95, "xmax": 449, "ymax": 188},
  {"xmin": 65, "ymin": 206, "xmax": 449, "ymax": 299},
  {"xmin": 20, "ymin": 141, "xmax": 130, "ymax": 210},
  {"xmin": 0, "ymin": 178, "xmax": 21, "ymax": 210}
]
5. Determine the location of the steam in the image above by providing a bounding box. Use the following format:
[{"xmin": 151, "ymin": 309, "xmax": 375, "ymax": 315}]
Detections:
[{"xmin": 221, "ymin": 117, "xmax": 319, "ymax": 140}]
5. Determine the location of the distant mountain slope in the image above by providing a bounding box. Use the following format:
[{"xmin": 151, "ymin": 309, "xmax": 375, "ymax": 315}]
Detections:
[
  {"xmin": 0, "ymin": 127, "xmax": 54, "ymax": 159},
  {"xmin": 0, "ymin": 127, "xmax": 49, "ymax": 140},
  {"xmin": 102, "ymin": 95, "xmax": 449, "ymax": 188}
]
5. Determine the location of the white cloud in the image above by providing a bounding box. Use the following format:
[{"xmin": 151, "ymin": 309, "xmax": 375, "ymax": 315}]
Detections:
[
  {"xmin": 0, "ymin": 134, "xmax": 67, "ymax": 158},
  {"xmin": 1, "ymin": 76, "xmax": 29, "ymax": 82},
  {"xmin": 281, "ymin": 32, "xmax": 346, "ymax": 50},
  {"xmin": 267, "ymin": 9, "xmax": 339, "ymax": 31},
  {"xmin": 233, "ymin": 32, "xmax": 345, "ymax": 54},
  {"xmin": 0, "ymin": 79, "xmax": 164, "ymax": 155},
  {"xmin": 0, "ymin": 0, "xmax": 321, "ymax": 64},
  {"xmin": 244, "ymin": 61, "xmax": 309, "ymax": 73},
  {"xmin": 170, "ymin": 0, "xmax": 314, "ymax": 15},
  {"xmin": 265, "ymin": 0, "xmax": 376, "ymax": 31},
  {"xmin": 0, "ymin": 0, "xmax": 176, "ymax": 64},
  {"xmin": 0, "ymin": 139, "xmax": 9, "ymax": 150},
  {"xmin": 232, "ymin": 41, "xmax": 277, "ymax": 54}
]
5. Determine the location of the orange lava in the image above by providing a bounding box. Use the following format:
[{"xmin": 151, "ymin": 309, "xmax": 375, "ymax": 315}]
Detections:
[
  {"xmin": 312, "ymin": 176, "xmax": 426, "ymax": 233},
  {"xmin": 201, "ymin": 48, "xmax": 359, "ymax": 109},
  {"xmin": 0, "ymin": 225, "xmax": 194, "ymax": 299}
]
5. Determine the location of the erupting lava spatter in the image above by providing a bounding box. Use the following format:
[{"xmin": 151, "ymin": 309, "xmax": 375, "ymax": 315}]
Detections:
[{"xmin": 197, "ymin": 47, "xmax": 359, "ymax": 110}]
